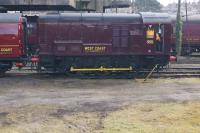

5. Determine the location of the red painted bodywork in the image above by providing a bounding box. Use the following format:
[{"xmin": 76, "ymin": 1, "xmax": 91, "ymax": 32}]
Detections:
[
  {"xmin": 38, "ymin": 20, "xmax": 172, "ymax": 57},
  {"xmin": 0, "ymin": 18, "xmax": 25, "ymax": 60}
]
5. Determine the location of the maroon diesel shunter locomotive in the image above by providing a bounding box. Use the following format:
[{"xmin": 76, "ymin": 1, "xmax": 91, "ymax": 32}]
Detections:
[
  {"xmin": 0, "ymin": 13, "xmax": 27, "ymax": 74},
  {"xmin": 37, "ymin": 13, "xmax": 172, "ymax": 73}
]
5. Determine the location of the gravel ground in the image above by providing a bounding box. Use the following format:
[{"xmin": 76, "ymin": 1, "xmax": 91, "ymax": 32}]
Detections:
[
  {"xmin": 0, "ymin": 75, "xmax": 200, "ymax": 110},
  {"xmin": 0, "ymin": 70, "xmax": 200, "ymax": 132}
]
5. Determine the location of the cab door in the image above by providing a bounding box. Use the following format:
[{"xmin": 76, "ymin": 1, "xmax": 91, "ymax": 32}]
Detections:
[
  {"xmin": 155, "ymin": 24, "xmax": 165, "ymax": 53},
  {"xmin": 146, "ymin": 24, "xmax": 165, "ymax": 53}
]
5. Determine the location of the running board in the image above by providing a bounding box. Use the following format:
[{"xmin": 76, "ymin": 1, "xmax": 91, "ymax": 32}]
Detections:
[{"xmin": 70, "ymin": 66, "xmax": 133, "ymax": 72}]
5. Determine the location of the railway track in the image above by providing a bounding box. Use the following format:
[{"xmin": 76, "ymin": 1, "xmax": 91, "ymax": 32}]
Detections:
[
  {"xmin": 6, "ymin": 64, "xmax": 200, "ymax": 79},
  {"xmin": 150, "ymin": 71, "xmax": 200, "ymax": 78},
  {"xmin": 142, "ymin": 65, "xmax": 200, "ymax": 78},
  {"xmin": 107, "ymin": 64, "xmax": 200, "ymax": 78}
]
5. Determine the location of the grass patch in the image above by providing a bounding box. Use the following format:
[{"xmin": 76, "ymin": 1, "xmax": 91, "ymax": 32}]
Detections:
[
  {"xmin": 102, "ymin": 102, "xmax": 200, "ymax": 133},
  {"xmin": 1, "ymin": 102, "xmax": 200, "ymax": 133},
  {"xmin": 0, "ymin": 104, "xmax": 100, "ymax": 133}
]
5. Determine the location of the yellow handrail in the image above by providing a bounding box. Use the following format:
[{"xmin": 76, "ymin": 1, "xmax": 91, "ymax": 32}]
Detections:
[{"xmin": 70, "ymin": 66, "xmax": 133, "ymax": 72}]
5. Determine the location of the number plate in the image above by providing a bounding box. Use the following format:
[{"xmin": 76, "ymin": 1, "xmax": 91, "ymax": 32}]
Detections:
[{"xmin": 84, "ymin": 46, "xmax": 106, "ymax": 53}]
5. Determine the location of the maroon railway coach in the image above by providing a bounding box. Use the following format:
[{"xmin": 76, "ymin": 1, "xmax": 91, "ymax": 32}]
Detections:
[
  {"xmin": 171, "ymin": 15, "xmax": 200, "ymax": 55},
  {"xmin": 0, "ymin": 13, "xmax": 27, "ymax": 74},
  {"xmin": 36, "ymin": 12, "xmax": 172, "ymax": 73}
]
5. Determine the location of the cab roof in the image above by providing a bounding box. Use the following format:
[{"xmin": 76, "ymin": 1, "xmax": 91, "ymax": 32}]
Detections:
[{"xmin": 140, "ymin": 12, "xmax": 172, "ymax": 24}]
